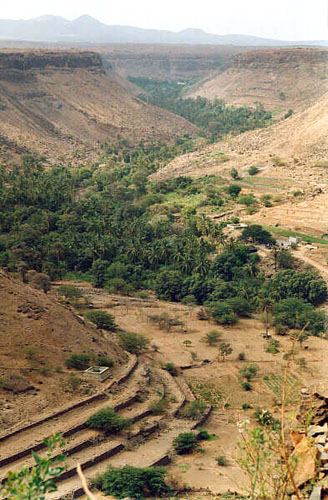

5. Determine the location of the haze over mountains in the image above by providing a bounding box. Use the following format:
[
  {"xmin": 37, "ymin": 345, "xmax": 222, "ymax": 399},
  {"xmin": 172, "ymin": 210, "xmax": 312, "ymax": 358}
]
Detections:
[{"xmin": 0, "ymin": 15, "xmax": 328, "ymax": 46}]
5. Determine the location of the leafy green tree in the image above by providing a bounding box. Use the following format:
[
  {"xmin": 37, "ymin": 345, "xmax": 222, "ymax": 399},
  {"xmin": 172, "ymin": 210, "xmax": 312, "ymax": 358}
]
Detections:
[
  {"xmin": 218, "ymin": 342, "xmax": 233, "ymax": 361},
  {"xmin": 209, "ymin": 302, "xmax": 238, "ymax": 326},
  {"xmin": 269, "ymin": 270, "xmax": 327, "ymax": 305},
  {"xmin": 202, "ymin": 330, "xmax": 223, "ymax": 346},
  {"xmin": 273, "ymin": 298, "xmax": 326, "ymax": 335},
  {"xmin": 240, "ymin": 225, "xmax": 275, "ymax": 245},
  {"xmin": 117, "ymin": 331, "xmax": 150, "ymax": 354},
  {"xmin": 227, "ymin": 184, "xmax": 242, "ymax": 198},
  {"xmin": 276, "ymin": 249, "xmax": 295, "ymax": 269},
  {"xmin": 226, "ymin": 296, "xmax": 253, "ymax": 317},
  {"xmin": 155, "ymin": 270, "xmax": 184, "ymax": 301},
  {"xmin": 85, "ymin": 310, "xmax": 117, "ymax": 331}
]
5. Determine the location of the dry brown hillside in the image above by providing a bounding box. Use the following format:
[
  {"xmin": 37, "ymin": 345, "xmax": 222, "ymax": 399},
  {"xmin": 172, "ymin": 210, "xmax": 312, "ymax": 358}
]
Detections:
[
  {"xmin": 155, "ymin": 89, "xmax": 328, "ymax": 181},
  {"xmin": 187, "ymin": 48, "xmax": 328, "ymax": 114},
  {"xmin": 0, "ymin": 270, "xmax": 127, "ymax": 430},
  {"xmin": 0, "ymin": 50, "xmax": 197, "ymax": 163}
]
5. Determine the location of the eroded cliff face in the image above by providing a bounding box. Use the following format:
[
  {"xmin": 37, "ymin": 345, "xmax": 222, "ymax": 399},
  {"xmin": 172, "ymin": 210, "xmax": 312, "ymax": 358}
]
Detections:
[
  {"xmin": 187, "ymin": 48, "xmax": 328, "ymax": 113},
  {"xmin": 0, "ymin": 51, "xmax": 105, "ymax": 70},
  {"xmin": 0, "ymin": 50, "xmax": 196, "ymax": 163}
]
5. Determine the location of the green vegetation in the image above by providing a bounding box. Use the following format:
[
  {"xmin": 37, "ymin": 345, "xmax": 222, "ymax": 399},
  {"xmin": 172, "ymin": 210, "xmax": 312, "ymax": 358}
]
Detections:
[
  {"xmin": 149, "ymin": 397, "xmax": 169, "ymax": 415},
  {"xmin": 85, "ymin": 407, "xmax": 131, "ymax": 433},
  {"xmin": 85, "ymin": 310, "xmax": 117, "ymax": 331},
  {"xmin": 173, "ymin": 432, "xmax": 199, "ymax": 454},
  {"xmin": 0, "ymin": 434, "xmax": 66, "ymax": 500},
  {"xmin": 248, "ymin": 166, "xmax": 260, "ymax": 176},
  {"xmin": 65, "ymin": 353, "xmax": 91, "ymax": 370},
  {"xmin": 163, "ymin": 362, "xmax": 179, "ymax": 377},
  {"xmin": 262, "ymin": 225, "xmax": 328, "ymax": 246},
  {"xmin": 273, "ymin": 298, "xmax": 325, "ymax": 335},
  {"xmin": 93, "ymin": 465, "xmax": 171, "ymax": 499},
  {"xmin": 129, "ymin": 77, "xmax": 273, "ymax": 142},
  {"xmin": 57, "ymin": 284, "xmax": 83, "ymax": 299},
  {"xmin": 117, "ymin": 331, "xmax": 150, "ymax": 354},
  {"xmin": 263, "ymin": 373, "xmax": 301, "ymax": 403},
  {"xmin": 181, "ymin": 399, "xmax": 207, "ymax": 420},
  {"xmin": 202, "ymin": 330, "xmax": 223, "ymax": 345},
  {"xmin": 216, "ymin": 455, "xmax": 228, "ymax": 466},
  {"xmin": 239, "ymin": 364, "xmax": 259, "ymax": 381}
]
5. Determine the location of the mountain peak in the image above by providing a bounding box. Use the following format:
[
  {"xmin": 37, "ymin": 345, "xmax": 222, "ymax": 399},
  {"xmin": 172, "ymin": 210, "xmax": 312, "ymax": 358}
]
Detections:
[{"xmin": 33, "ymin": 15, "xmax": 67, "ymax": 23}]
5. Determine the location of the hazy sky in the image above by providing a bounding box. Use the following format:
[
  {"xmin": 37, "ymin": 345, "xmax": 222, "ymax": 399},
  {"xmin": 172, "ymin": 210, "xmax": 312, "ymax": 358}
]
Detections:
[{"xmin": 1, "ymin": 0, "xmax": 328, "ymax": 40}]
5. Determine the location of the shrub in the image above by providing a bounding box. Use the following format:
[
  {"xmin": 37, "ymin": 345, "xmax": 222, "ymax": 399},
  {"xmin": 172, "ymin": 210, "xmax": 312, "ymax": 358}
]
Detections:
[
  {"xmin": 242, "ymin": 403, "xmax": 253, "ymax": 410},
  {"xmin": 85, "ymin": 407, "xmax": 131, "ymax": 434},
  {"xmin": 216, "ymin": 455, "xmax": 228, "ymax": 466},
  {"xmin": 198, "ymin": 429, "xmax": 211, "ymax": 440},
  {"xmin": 202, "ymin": 330, "xmax": 222, "ymax": 345},
  {"xmin": 97, "ymin": 356, "xmax": 114, "ymax": 367},
  {"xmin": 276, "ymin": 249, "xmax": 295, "ymax": 269},
  {"xmin": 230, "ymin": 168, "xmax": 239, "ymax": 180},
  {"xmin": 117, "ymin": 331, "xmax": 150, "ymax": 354},
  {"xmin": 260, "ymin": 194, "xmax": 272, "ymax": 207},
  {"xmin": 238, "ymin": 352, "xmax": 246, "ymax": 361},
  {"xmin": 57, "ymin": 284, "xmax": 83, "ymax": 299},
  {"xmin": 227, "ymin": 184, "xmax": 241, "ymax": 198},
  {"xmin": 92, "ymin": 465, "xmax": 171, "ymax": 499},
  {"xmin": 241, "ymin": 381, "xmax": 253, "ymax": 391},
  {"xmin": 238, "ymin": 194, "xmax": 257, "ymax": 207},
  {"xmin": 265, "ymin": 340, "xmax": 280, "ymax": 354},
  {"xmin": 85, "ymin": 310, "xmax": 117, "ymax": 331},
  {"xmin": 197, "ymin": 308, "xmax": 210, "ymax": 320},
  {"xmin": 163, "ymin": 362, "xmax": 178, "ymax": 377},
  {"xmin": 239, "ymin": 364, "xmax": 259, "ymax": 381},
  {"xmin": 181, "ymin": 399, "xmax": 206, "ymax": 420},
  {"xmin": 173, "ymin": 432, "xmax": 198, "ymax": 454},
  {"xmin": 65, "ymin": 354, "xmax": 91, "ymax": 370},
  {"xmin": 248, "ymin": 166, "xmax": 259, "ymax": 176},
  {"xmin": 149, "ymin": 398, "xmax": 169, "ymax": 415},
  {"xmin": 210, "ymin": 302, "xmax": 238, "ymax": 326},
  {"xmin": 66, "ymin": 374, "xmax": 82, "ymax": 391}
]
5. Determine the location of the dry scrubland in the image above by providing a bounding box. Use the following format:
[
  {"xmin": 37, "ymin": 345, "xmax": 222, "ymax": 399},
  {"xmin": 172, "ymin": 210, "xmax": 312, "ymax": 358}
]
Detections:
[{"xmin": 0, "ymin": 51, "xmax": 197, "ymax": 163}]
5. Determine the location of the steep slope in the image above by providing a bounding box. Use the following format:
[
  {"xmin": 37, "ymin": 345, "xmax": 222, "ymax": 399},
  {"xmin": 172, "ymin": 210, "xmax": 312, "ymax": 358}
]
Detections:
[
  {"xmin": 187, "ymin": 49, "xmax": 328, "ymax": 113},
  {"xmin": 0, "ymin": 270, "xmax": 128, "ymax": 430},
  {"xmin": 155, "ymin": 89, "xmax": 328, "ymax": 181},
  {"xmin": 0, "ymin": 50, "xmax": 197, "ymax": 163}
]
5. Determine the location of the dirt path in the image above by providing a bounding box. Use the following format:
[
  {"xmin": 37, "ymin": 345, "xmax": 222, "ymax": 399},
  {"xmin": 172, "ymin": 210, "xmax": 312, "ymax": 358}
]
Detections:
[{"xmin": 294, "ymin": 247, "xmax": 328, "ymax": 280}]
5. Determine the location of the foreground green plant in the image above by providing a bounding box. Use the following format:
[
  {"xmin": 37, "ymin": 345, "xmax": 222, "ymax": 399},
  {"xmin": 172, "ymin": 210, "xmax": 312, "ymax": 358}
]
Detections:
[
  {"xmin": 0, "ymin": 434, "xmax": 66, "ymax": 500},
  {"xmin": 92, "ymin": 465, "xmax": 171, "ymax": 499}
]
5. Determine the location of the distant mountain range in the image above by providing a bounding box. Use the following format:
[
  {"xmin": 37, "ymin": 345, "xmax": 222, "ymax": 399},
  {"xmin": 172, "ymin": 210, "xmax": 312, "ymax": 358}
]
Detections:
[{"xmin": 0, "ymin": 15, "xmax": 327, "ymax": 46}]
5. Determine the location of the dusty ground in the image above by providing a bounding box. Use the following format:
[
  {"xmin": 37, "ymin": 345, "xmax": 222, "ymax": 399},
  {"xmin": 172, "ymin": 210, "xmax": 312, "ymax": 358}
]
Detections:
[
  {"xmin": 83, "ymin": 283, "xmax": 328, "ymax": 494},
  {"xmin": 0, "ymin": 270, "xmax": 128, "ymax": 430}
]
